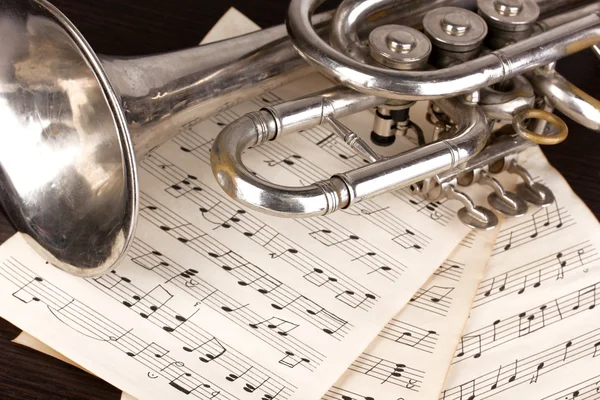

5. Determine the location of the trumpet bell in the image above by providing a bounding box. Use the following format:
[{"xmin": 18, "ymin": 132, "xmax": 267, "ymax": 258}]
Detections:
[{"xmin": 0, "ymin": 0, "xmax": 137, "ymax": 277}]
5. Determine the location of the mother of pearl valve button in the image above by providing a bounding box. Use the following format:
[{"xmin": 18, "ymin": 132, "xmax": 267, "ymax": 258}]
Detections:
[{"xmin": 369, "ymin": 25, "xmax": 431, "ymax": 70}]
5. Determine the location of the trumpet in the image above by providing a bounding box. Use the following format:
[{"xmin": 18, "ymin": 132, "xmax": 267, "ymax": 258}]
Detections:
[
  {"xmin": 0, "ymin": 0, "xmax": 597, "ymax": 277},
  {"xmin": 212, "ymin": 0, "xmax": 600, "ymax": 230}
]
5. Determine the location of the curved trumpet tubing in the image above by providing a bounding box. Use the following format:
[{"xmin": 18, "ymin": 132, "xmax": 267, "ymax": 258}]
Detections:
[
  {"xmin": 1, "ymin": 0, "xmax": 598, "ymax": 276},
  {"xmin": 528, "ymin": 68, "xmax": 600, "ymax": 131},
  {"xmin": 287, "ymin": 1, "xmax": 600, "ymax": 100},
  {"xmin": 211, "ymin": 90, "xmax": 490, "ymax": 218}
]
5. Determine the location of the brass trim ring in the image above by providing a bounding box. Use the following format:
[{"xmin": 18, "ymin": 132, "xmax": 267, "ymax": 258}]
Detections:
[{"xmin": 512, "ymin": 108, "xmax": 569, "ymax": 145}]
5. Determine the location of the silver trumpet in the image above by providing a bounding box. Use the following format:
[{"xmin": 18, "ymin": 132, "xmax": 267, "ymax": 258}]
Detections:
[
  {"xmin": 212, "ymin": 0, "xmax": 600, "ymax": 231},
  {"xmin": 0, "ymin": 0, "xmax": 597, "ymax": 277}
]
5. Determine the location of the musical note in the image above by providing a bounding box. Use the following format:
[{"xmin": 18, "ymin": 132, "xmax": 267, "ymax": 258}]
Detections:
[
  {"xmin": 413, "ymin": 330, "xmax": 437, "ymax": 348},
  {"xmin": 410, "ymin": 286, "xmax": 454, "ymax": 303},
  {"xmin": 530, "ymin": 362, "xmax": 544, "ymax": 384},
  {"xmin": 271, "ymin": 296, "xmax": 347, "ymax": 335},
  {"xmin": 382, "ymin": 363, "xmax": 405, "ymax": 384},
  {"xmin": 504, "ymin": 232, "xmax": 513, "ymax": 251},
  {"xmin": 160, "ymin": 222, "xmax": 205, "ymax": 244},
  {"xmin": 303, "ymin": 268, "xmax": 338, "ymax": 287},
  {"xmin": 226, "ymin": 366, "xmax": 251, "ymax": 382},
  {"xmin": 242, "ymin": 224, "xmax": 266, "ymax": 238},
  {"xmin": 249, "ymin": 317, "xmax": 299, "ymax": 336},
  {"xmin": 162, "ymin": 308, "xmax": 200, "ymax": 333},
  {"xmin": 517, "ymin": 275, "xmax": 528, "ymax": 295},
  {"xmin": 165, "ymin": 174, "xmax": 203, "ymax": 197},
  {"xmin": 122, "ymin": 285, "xmax": 173, "ymax": 319},
  {"xmin": 214, "ymin": 210, "xmax": 247, "ymax": 230},
  {"xmin": 219, "ymin": 260, "xmax": 282, "ymax": 295},
  {"xmin": 578, "ymin": 248, "xmax": 586, "ymax": 265},
  {"xmin": 572, "ymin": 285, "xmax": 597, "ymax": 310},
  {"xmin": 309, "ymin": 229, "xmax": 360, "ymax": 247},
  {"xmin": 492, "ymin": 319, "xmax": 500, "ymax": 341},
  {"xmin": 269, "ymin": 248, "xmax": 299, "ymax": 259},
  {"xmin": 556, "ymin": 252, "xmax": 567, "ymax": 280},
  {"xmin": 182, "ymin": 337, "xmax": 227, "ymax": 363},
  {"xmin": 94, "ymin": 271, "xmax": 132, "ymax": 290},
  {"xmin": 435, "ymin": 263, "xmax": 462, "ymax": 280},
  {"xmin": 491, "ymin": 365, "xmax": 502, "ymax": 390},
  {"xmin": 533, "ymin": 270, "xmax": 542, "ymax": 288},
  {"xmin": 279, "ymin": 351, "xmax": 310, "ymax": 368},
  {"xmin": 236, "ymin": 268, "xmax": 283, "ymax": 295},
  {"xmin": 484, "ymin": 277, "xmax": 495, "ymax": 297},
  {"xmin": 459, "ymin": 380, "xmax": 475, "ymax": 400},
  {"xmin": 563, "ymin": 341, "xmax": 572, "ymax": 361},
  {"xmin": 499, "ymin": 273, "xmax": 508, "ymax": 292},
  {"xmin": 392, "ymin": 229, "xmax": 422, "ymax": 250},
  {"xmin": 178, "ymin": 138, "xmax": 212, "ymax": 154},
  {"xmin": 395, "ymin": 331, "xmax": 412, "ymax": 343},
  {"xmin": 169, "ymin": 372, "xmax": 208, "ymax": 395},
  {"xmin": 265, "ymin": 154, "xmax": 302, "ymax": 167},
  {"xmin": 221, "ymin": 303, "xmax": 249, "ymax": 313},
  {"xmin": 335, "ymin": 290, "xmax": 376, "ymax": 309},
  {"xmin": 508, "ymin": 359, "xmax": 518, "ymax": 383},
  {"xmin": 351, "ymin": 252, "xmax": 376, "ymax": 262},
  {"xmin": 594, "ymin": 341, "xmax": 600, "ymax": 357},
  {"xmin": 126, "ymin": 342, "xmax": 169, "ymax": 358},
  {"xmin": 12, "ymin": 277, "xmax": 73, "ymax": 311},
  {"xmin": 456, "ymin": 335, "xmax": 482, "ymax": 358},
  {"xmin": 132, "ymin": 250, "xmax": 170, "ymax": 270},
  {"xmin": 243, "ymin": 376, "xmax": 270, "ymax": 394}
]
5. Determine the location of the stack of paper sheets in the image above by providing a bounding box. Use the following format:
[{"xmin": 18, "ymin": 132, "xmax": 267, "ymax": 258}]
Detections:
[{"xmin": 0, "ymin": 9, "xmax": 598, "ymax": 400}]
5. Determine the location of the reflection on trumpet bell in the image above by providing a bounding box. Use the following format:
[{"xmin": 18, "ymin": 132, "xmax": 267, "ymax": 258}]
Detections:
[{"xmin": 0, "ymin": 0, "xmax": 598, "ymax": 277}]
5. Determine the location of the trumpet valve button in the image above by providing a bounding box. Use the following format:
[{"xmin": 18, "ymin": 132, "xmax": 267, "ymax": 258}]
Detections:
[
  {"xmin": 458, "ymin": 206, "xmax": 499, "ymax": 230},
  {"xmin": 516, "ymin": 182, "xmax": 555, "ymax": 207},
  {"xmin": 424, "ymin": 7, "xmax": 487, "ymax": 52},
  {"xmin": 494, "ymin": 0, "xmax": 523, "ymax": 16},
  {"xmin": 441, "ymin": 11, "xmax": 471, "ymax": 36},
  {"xmin": 487, "ymin": 191, "xmax": 529, "ymax": 217},
  {"xmin": 369, "ymin": 25, "xmax": 431, "ymax": 70},
  {"xmin": 386, "ymin": 30, "xmax": 416, "ymax": 52},
  {"xmin": 477, "ymin": 0, "xmax": 539, "ymax": 32}
]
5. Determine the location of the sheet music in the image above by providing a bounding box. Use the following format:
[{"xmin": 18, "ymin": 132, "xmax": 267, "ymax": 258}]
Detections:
[
  {"xmin": 0, "ymin": 11, "xmax": 481, "ymax": 399},
  {"xmin": 441, "ymin": 146, "xmax": 600, "ymax": 400},
  {"xmin": 323, "ymin": 227, "xmax": 499, "ymax": 400}
]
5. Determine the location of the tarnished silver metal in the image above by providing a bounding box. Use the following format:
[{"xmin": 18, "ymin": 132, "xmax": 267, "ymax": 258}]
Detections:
[
  {"xmin": 480, "ymin": 76, "xmax": 535, "ymax": 120},
  {"xmin": 424, "ymin": 7, "xmax": 488, "ymax": 67},
  {"xmin": 327, "ymin": 118, "xmax": 381, "ymax": 163},
  {"xmin": 4, "ymin": 0, "xmax": 598, "ymax": 275},
  {"xmin": 212, "ymin": 90, "xmax": 491, "ymax": 217},
  {"xmin": 479, "ymin": 172, "xmax": 529, "ymax": 217},
  {"xmin": 478, "ymin": 0, "xmax": 540, "ymax": 32},
  {"xmin": 423, "ymin": 7, "xmax": 488, "ymax": 52},
  {"xmin": 444, "ymin": 185, "xmax": 499, "ymax": 230},
  {"xmin": 368, "ymin": 25, "xmax": 431, "ymax": 70},
  {"xmin": 0, "ymin": 0, "xmax": 334, "ymax": 276},
  {"xmin": 288, "ymin": 0, "xmax": 600, "ymax": 100},
  {"xmin": 507, "ymin": 161, "xmax": 556, "ymax": 206},
  {"xmin": 527, "ymin": 67, "xmax": 600, "ymax": 131}
]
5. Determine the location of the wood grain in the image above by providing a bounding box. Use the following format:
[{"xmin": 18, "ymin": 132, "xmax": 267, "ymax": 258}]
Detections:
[{"xmin": 0, "ymin": 1, "xmax": 598, "ymax": 398}]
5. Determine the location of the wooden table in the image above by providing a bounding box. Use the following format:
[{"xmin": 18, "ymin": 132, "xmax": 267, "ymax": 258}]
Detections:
[{"xmin": 0, "ymin": 1, "xmax": 598, "ymax": 398}]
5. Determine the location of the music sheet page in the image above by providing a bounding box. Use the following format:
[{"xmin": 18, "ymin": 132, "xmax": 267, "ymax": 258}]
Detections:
[
  {"xmin": 441, "ymin": 146, "xmax": 600, "ymax": 400},
  {"xmin": 0, "ymin": 68, "xmax": 477, "ymax": 400},
  {"xmin": 324, "ymin": 227, "xmax": 500, "ymax": 400}
]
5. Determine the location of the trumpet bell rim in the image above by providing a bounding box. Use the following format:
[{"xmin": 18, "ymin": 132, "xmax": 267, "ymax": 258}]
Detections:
[{"xmin": 0, "ymin": 0, "xmax": 138, "ymax": 277}]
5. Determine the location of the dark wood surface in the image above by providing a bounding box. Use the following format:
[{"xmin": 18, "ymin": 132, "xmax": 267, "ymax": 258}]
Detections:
[{"xmin": 0, "ymin": 1, "xmax": 598, "ymax": 398}]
